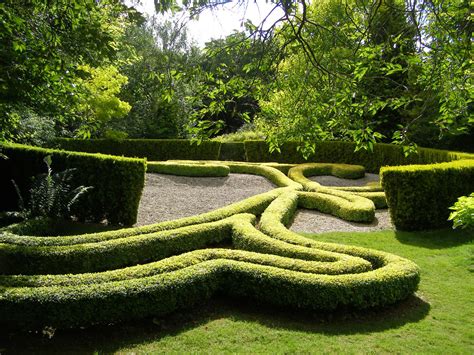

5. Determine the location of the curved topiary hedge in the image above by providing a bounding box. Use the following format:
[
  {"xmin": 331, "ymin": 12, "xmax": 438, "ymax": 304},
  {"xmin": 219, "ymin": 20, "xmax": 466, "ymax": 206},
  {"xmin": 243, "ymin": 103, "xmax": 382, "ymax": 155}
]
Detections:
[
  {"xmin": 287, "ymin": 163, "xmax": 387, "ymax": 211},
  {"xmin": 0, "ymin": 161, "xmax": 421, "ymax": 330}
]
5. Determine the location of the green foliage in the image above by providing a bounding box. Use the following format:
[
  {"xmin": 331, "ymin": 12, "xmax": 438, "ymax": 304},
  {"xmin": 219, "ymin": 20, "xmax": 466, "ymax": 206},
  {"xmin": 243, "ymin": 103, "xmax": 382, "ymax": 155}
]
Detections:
[
  {"xmin": 16, "ymin": 155, "xmax": 92, "ymax": 220},
  {"xmin": 288, "ymin": 163, "xmax": 366, "ymax": 181},
  {"xmin": 244, "ymin": 140, "xmax": 474, "ymax": 173},
  {"xmin": 187, "ymin": 32, "xmax": 278, "ymax": 137},
  {"xmin": 75, "ymin": 65, "xmax": 131, "ymax": 138},
  {"xmin": 223, "ymin": 162, "xmax": 302, "ymax": 189},
  {"xmin": 216, "ymin": 131, "xmax": 265, "ymax": 142},
  {"xmin": 111, "ymin": 17, "xmax": 198, "ymax": 138},
  {"xmin": 381, "ymin": 160, "xmax": 474, "ymax": 230},
  {"xmin": 0, "ymin": 0, "xmax": 138, "ymax": 140},
  {"xmin": 227, "ymin": 0, "xmax": 471, "ymax": 155},
  {"xmin": 0, "ymin": 142, "xmax": 146, "ymax": 225},
  {"xmin": 1, "ymin": 106, "xmax": 57, "ymax": 146},
  {"xmin": 54, "ymin": 138, "xmax": 474, "ymax": 174},
  {"xmin": 283, "ymin": 163, "xmax": 376, "ymax": 221},
  {"xmin": 298, "ymin": 191, "xmax": 375, "ymax": 222},
  {"xmin": 448, "ymin": 193, "xmax": 474, "ymax": 230}
]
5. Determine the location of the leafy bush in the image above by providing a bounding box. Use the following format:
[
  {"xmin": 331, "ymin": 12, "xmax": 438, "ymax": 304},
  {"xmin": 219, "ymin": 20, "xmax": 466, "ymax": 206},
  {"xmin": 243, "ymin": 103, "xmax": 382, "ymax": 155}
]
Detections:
[
  {"xmin": 4, "ymin": 106, "xmax": 57, "ymax": 146},
  {"xmin": 448, "ymin": 193, "xmax": 474, "ymax": 230},
  {"xmin": 213, "ymin": 129, "xmax": 266, "ymax": 142}
]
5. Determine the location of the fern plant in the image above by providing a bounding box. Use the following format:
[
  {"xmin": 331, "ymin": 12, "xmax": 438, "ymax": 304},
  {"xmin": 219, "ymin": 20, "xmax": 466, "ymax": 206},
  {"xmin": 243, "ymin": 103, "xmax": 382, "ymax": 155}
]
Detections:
[{"xmin": 14, "ymin": 155, "xmax": 92, "ymax": 220}]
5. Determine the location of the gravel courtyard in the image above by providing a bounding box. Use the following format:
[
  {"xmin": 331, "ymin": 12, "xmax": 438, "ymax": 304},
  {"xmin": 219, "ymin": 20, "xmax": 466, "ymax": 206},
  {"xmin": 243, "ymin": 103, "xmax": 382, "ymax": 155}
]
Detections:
[{"xmin": 136, "ymin": 173, "xmax": 394, "ymax": 233}]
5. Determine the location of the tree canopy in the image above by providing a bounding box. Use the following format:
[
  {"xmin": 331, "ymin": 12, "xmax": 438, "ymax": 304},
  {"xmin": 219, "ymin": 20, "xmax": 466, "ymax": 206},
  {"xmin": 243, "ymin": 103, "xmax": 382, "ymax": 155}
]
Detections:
[{"xmin": 0, "ymin": 0, "xmax": 471, "ymax": 153}]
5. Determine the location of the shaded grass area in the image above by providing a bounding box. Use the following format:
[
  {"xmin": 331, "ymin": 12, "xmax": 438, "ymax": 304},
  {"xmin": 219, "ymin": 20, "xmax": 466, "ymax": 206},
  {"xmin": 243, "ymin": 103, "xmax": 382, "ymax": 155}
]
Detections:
[{"xmin": 1, "ymin": 229, "xmax": 472, "ymax": 354}]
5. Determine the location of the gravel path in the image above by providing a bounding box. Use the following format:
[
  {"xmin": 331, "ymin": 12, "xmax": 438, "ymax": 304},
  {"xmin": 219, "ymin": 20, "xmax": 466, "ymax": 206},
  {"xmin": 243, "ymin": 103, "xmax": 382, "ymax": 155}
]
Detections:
[
  {"xmin": 310, "ymin": 173, "xmax": 380, "ymax": 186},
  {"xmin": 136, "ymin": 173, "xmax": 394, "ymax": 233},
  {"xmin": 135, "ymin": 173, "xmax": 275, "ymax": 226},
  {"xmin": 290, "ymin": 210, "xmax": 393, "ymax": 233}
]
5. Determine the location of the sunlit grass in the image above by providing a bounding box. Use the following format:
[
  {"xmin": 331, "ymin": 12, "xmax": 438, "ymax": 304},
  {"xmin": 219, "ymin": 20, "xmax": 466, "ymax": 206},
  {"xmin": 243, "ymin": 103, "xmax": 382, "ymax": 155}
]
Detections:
[{"xmin": 1, "ymin": 229, "xmax": 472, "ymax": 354}]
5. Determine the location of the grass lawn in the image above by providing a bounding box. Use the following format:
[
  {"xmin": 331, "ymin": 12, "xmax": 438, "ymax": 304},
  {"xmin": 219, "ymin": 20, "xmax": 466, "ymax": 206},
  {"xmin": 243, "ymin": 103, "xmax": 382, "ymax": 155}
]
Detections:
[{"xmin": 1, "ymin": 228, "xmax": 472, "ymax": 354}]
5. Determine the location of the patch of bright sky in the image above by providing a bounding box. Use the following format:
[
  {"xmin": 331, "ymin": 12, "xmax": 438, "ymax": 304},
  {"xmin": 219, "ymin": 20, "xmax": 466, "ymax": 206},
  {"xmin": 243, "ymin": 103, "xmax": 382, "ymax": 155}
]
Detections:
[{"xmin": 128, "ymin": 0, "xmax": 284, "ymax": 47}]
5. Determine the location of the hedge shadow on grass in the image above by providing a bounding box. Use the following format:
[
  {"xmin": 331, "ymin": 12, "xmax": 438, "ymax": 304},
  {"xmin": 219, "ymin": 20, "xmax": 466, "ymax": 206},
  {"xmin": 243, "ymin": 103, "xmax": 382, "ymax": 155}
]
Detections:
[
  {"xmin": 394, "ymin": 229, "xmax": 474, "ymax": 249},
  {"xmin": 0, "ymin": 295, "xmax": 430, "ymax": 353}
]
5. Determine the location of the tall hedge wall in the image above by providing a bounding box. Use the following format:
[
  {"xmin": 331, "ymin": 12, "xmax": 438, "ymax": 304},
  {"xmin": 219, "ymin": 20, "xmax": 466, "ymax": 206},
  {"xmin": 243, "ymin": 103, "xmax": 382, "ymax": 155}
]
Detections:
[
  {"xmin": 381, "ymin": 159, "xmax": 474, "ymax": 230},
  {"xmin": 53, "ymin": 139, "xmax": 473, "ymax": 173},
  {"xmin": 50, "ymin": 138, "xmax": 474, "ymax": 230},
  {"xmin": 53, "ymin": 138, "xmax": 221, "ymax": 161},
  {"xmin": 0, "ymin": 143, "xmax": 146, "ymax": 225},
  {"xmin": 243, "ymin": 141, "xmax": 473, "ymax": 173}
]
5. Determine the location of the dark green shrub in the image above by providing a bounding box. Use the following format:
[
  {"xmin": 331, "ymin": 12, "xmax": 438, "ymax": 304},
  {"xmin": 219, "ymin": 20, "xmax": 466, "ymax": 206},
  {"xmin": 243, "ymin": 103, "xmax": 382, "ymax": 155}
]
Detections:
[
  {"xmin": 219, "ymin": 142, "xmax": 246, "ymax": 161},
  {"xmin": 381, "ymin": 159, "xmax": 474, "ymax": 230},
  {"xmin": 0, "ymin": 143, "xmax": 146, "ymax": 225},
  {"xmin": 53, "ymin": 138, "xmax": 473, "ymax": 172}
]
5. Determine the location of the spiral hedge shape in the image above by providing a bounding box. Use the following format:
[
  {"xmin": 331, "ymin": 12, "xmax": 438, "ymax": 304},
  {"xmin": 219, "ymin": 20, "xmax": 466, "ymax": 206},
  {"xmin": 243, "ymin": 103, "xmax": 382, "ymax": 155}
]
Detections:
[{"xmin": 0, "ymin": 161, "xmax": 419, "ymax": 330}]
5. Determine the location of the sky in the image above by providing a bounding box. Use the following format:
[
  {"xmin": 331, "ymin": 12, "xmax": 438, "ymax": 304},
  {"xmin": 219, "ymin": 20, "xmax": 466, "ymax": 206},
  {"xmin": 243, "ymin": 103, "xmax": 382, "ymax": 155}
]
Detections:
[{"xmin": 127, "ymin": 0, "xmax": 284, "ymax": 47}]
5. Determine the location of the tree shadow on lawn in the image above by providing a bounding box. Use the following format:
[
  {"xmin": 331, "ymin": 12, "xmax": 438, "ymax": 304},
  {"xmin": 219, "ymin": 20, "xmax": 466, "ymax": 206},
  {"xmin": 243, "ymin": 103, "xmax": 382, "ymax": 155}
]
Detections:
[
  {"xmin": 395, "ymin": 228, "xmax": 473, "ymax": 249},
  {"xmin": 0, "ymin": 294, "xmax": 430, "ymax": 353}
]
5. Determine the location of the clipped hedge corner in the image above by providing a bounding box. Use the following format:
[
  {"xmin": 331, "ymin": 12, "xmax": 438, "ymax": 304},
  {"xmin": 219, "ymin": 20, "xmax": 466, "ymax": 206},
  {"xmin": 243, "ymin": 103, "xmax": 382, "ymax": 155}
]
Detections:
[
  {"xmin": 0, "ymin": 142, "xmax": 146, "ymax": 225},
  {"xmin": 381, "ymin": 159, "xmax": 474, "ymax": 230}
]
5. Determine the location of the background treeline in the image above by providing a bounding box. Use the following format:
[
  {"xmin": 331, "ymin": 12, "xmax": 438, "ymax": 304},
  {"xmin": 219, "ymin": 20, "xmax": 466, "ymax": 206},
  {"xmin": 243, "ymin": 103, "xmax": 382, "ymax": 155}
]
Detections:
[{"xmin": 0, "ymin": 0, "xmax": 472, "ymax": 153}]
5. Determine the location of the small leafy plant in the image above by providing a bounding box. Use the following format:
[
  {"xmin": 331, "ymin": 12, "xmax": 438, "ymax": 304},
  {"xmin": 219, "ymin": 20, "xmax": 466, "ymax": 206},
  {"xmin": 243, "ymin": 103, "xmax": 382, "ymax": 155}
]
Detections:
[
  {"xmin": 14, "ymin": 155, "xmax": 92, "ymax": 220},
  {"xmin": 448, "ymin": 193, "xmax": 474, "ymax": 230}
]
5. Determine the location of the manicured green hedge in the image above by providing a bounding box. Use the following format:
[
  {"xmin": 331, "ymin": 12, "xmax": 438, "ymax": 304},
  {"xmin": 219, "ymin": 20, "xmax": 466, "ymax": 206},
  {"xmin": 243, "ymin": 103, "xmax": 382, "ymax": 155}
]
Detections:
[
  {"xmin": 0, "ymin": 142, "xmax": 146, "ymax": 225},
  {"xmin": 244, "ymin": 140, "xmax": 473, "ymax": 173},
  {"xmin": 53, "ymin": 138, "xmax": 474, "ymax": 174},
  {"xmin": 0, "ymin": 187, "xmax": 287, "ymax": 247},
  {"xmin": 219, "ymin": 142, "xmax": 246, "ymax": 161},
  {"xmin": 298, "ymin": 190, "xmax": 375, "ymax": 222},
  {"xmin": 0, "ymin": 209, "xmax": 420, "ymax": 330},
  {"xmin": 0, "ymin": 159, "xmax": 421, "ymax": 330},
  {"xmin": 288, "ymin": 163, "xmax": 366, "ymax": 186},
  {"xmin": 381, "ymin": 159, "xmax": 474, "ymax": 230},
  {"xmin": 53, "ymin": 138, "xmax": 221, "ymax": 161},
  {"xmin": 0, "ymin": 218, "xmax": 233, "ymax": 275}
]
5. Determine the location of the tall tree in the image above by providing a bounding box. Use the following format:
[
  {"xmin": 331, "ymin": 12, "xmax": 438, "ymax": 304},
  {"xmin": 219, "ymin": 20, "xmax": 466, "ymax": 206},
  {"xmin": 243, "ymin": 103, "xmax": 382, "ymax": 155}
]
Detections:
[
  {"xmin": 108, "ymin": 16, "xmax": 200, "ymax": 138},
  {"xmin": 153, "ymin": 0, "xmax": 473, "ymax": 152},
  {"xmin": 0, "ymin": 0, "xmax": 137, "ymax": 141}
]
